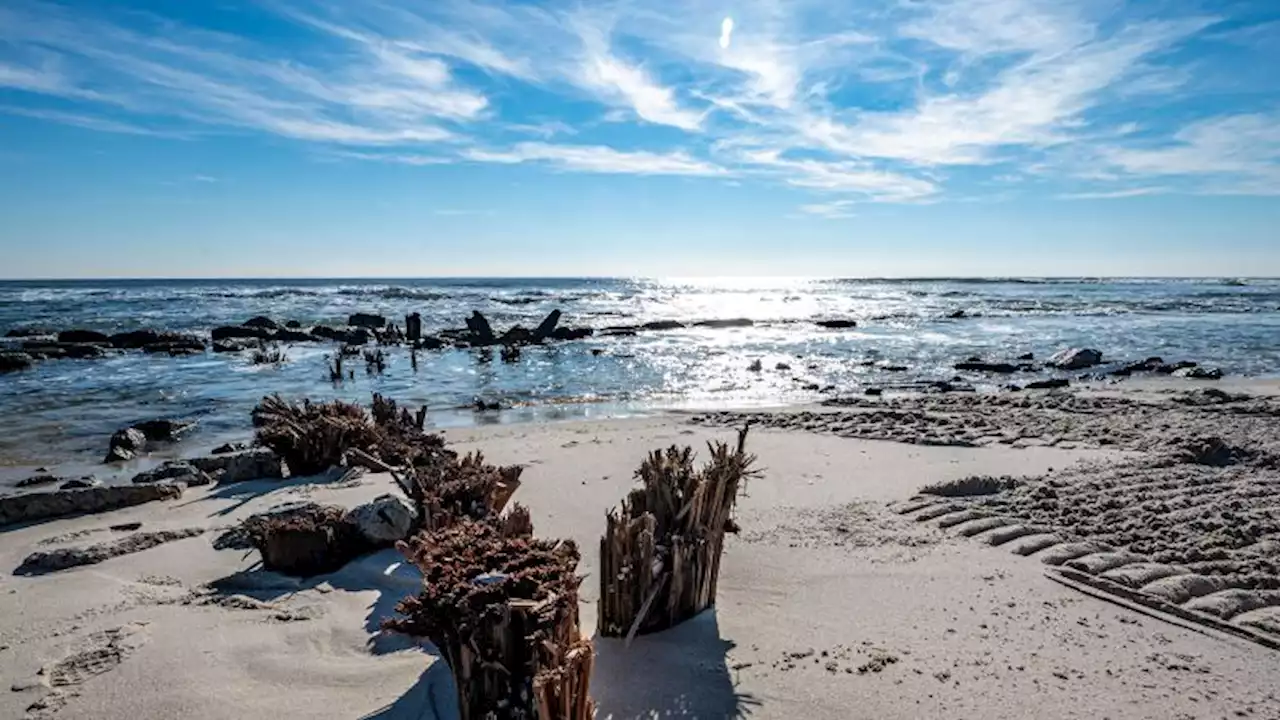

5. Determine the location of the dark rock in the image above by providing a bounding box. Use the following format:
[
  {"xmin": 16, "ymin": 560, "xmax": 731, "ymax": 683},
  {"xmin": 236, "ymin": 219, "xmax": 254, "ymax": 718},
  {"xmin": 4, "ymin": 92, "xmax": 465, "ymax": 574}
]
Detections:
[
  {"xmin": 142, "ymin": 336, "xmax": 205, "ymax": 354},
  {"xmin": 0, "ymin": 483, "xmax": 182, "ymax": 527},
  {"xmin": 17, "ymin": 527, "xmax": 205, "ymax": 574},
  {"xmin": 1004, "ymin": 384, "xmax": 1023, "ymax": 392},
  {"xmin": 57, "ymin": 329, "xmax": 109, "ymax": 344},
  {"xmin": 600, "ymin": 327, "xmax": 638, "ymax": 337},
  {"xmin": 814, "ymin": 319, "xmax": 858, "ymax": 329},
  {"xmin": 747, "ymin": 359, "xmax": 763, "ymax": 372},
  {"xmin": 775, "ymin": 362, "xmax": 791, "ymax": 371},
  {"xmin": 348, "ymin": 313, "xmax": 386, "ymax": 329},
  {"xmin": 105, "ymin": 427, "xmax": 148, "ymax": 463},
  {"xmin": 696, "ymin": 319, "xmax": 754, "ymax": 328},
  {"xmin": 1048, "ymin": 347, "xmax": 1102, "ymax": 370},
  {"xmin": 550, "ymin": 327, "xmax": 593, "ymax": 341},
  {"xmin": 1174, "ymin": 366, "xmax": 1224, "ymax": 380},
  {"xmin": 16, "ymin": 474, "xmax": 59, "ymax": 488},
  {"xmin": 532, "ymin": 309, "xmax": 562, "ymax": 342},
  {"xmin": 954, "ymin": 361, "xmax": 1018, "ymax": 374},
  {"xmin": 111, "ymin": 522, "xmax": 142, "ymax": 531},
  {"xmin": 864, "ymin": 388, "xmax": 884, "ymax": 396},
  {"xmin": 882, "ymin": 365, "xmax": 909, "ymax": 372},
  {"xmin": 1017, "ymin": 352, "xmax": 1034, "ymax": 361},
  {"xmin": 23, "ymin": 341, "xmax": 106, "ymax": 359},
  {"xmin": 1026, "ymin": 378, "xmax": 1070, "ymax": 390},
  {"xmin": 59, "ymin": 477, "xmax": 102, "ymax": 490},
  {"xmin": 473, "ymin": 398, "xmax": 502, "ymax": 412},
  {"xmin": 189, "ymin": 448, "xmax": 284, "ymax": 483},
  {"xmin": 466, "ymin": 312, "xmax": 496, "ymax": 345},
  {"xmin": 213, "ymin": 338, "xmax": 260, "ymax": 353},
  {"xmin": 405, "ymin": 313, "xmax": 422, "ymax": 343},
  {"xmin": 212, "ymin": 441, "xmax": 248, "ymax": 455},
  {"xmin": 285, "ymin": 320, "xmax": 302, "ymax": 329},
  {"xmin": 803, "ymin": 383, "xmax": 821, "ymax": 391},
  {"xmin": 243, "ymin": 316, "xmax": 279, "ymax": 330},
  {"xmin": 501, "ymin": 346, "xmax": 521, "ymax": 362},
  {"xmin": 500, "ymin": 326, "xmax": 533, "ymax": 345},
  {"xmin": 414, "ymin": 336, "xmax": 446, "ymax": 350},
  {"xmin": 273, "ymin": 328, "xmax": 315, "ymax": 343},
  {"xmin": 0, "ymin": 351, "xmax": 34, "ymax": 373},
  {"xmin": 311, "ymin": 326, "xmax": 369, "ymax": 345},
  {"xmin": 946, "ymin": 310, "xmax": 967, "ymax": 319},
  {"xmin": 131, "ymin": 461, "xmax": 211, "ymax": 486},
  {"xmin": 641, "ymin": 320, "xmax": 685, "ymax": 331},
  {"xmin": 4, "ymin": 327, "xmax": 52, "ymax": 338},
  {"xmin": 133, "ymin": 419, "xmax": 197, "ymax": 443},
  {"xmin": 591, "ymin": 348, "xmax": 605, "ymax": 356},
  {"xmin": 108, "ymin": 329, "xmax": 163, "ymax": 349},
  {"xmin": 344, "ymin": 494, "xmax": 416, "ymax": 544},
  {"xmin": 1155, "ymin": 360, "xmax": 1198, "ymax": 374},
  {"xmin": 211, "ymin": 325, "xmax": 274, "ymax": 341}
]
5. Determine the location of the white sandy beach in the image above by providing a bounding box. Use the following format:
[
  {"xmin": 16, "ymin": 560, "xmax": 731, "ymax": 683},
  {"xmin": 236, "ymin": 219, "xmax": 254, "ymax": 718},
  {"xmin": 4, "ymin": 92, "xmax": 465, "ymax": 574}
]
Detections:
[{"xmin": 2, "ymin": 409, "xmax": 1279, "ymax": 719}]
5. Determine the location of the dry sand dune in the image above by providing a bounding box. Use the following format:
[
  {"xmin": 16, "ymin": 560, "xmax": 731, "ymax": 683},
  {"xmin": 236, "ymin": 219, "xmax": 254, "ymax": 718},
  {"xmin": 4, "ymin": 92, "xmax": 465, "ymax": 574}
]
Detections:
[{"xmin": 1, "ymin": 391, "xmax": 1279, "ymax": 719}]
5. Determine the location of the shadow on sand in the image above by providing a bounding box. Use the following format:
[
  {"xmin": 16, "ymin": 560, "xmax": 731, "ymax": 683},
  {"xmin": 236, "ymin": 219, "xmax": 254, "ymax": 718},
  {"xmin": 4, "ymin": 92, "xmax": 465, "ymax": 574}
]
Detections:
[{"xmin": 593, "ymin": 609, "xmax": 759, "ymax": 719}]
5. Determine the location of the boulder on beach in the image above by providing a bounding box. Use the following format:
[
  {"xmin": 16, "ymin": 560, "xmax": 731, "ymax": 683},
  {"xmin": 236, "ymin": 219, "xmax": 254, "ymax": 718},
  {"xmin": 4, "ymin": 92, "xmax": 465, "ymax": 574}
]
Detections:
[
  {"xmin": 0, "ymin": 351, "xmax": 34, "ymax": 373},
  {"xmin": 815, "ymin": 319, "xmax": 858, "ymax": 329},
  {"xmin": 347, "ymin": 312, "xmax": 386, "ymax": 329},
  {"xmin": 134, "ymin": 419, "xmax": 198, "ymax": 443},
  {"xmin": 344, "ymin": 493, "xmax": 417, "ymax": 544},
  {"xmin": 1174, "ymin": 366, "xmax": 1224, "ymax": 380},
  {"xmin": 0, "ymin": 483, "xmax": 182, "ymax": 527},
  {"xmin": 1047, "ymin": 347, "xmax": 1102, "ymax": 370},
  {"xmin": 243, "ymin": 316, "xmax": 279, "ymax": 330},
  {"xmin": 190, "ymin": 448, "xmax": 285, "ymax": 483},
  {"xmin": 105, "ymin": 427, "xmax": 148, "ymax": 462},
  {"xmin": 131, "ymin": 460, "xmax": 212, "ymax": 487},
  {"xmin": 57, "ymin": 329, "xmax": 109, "ymax": 344}
]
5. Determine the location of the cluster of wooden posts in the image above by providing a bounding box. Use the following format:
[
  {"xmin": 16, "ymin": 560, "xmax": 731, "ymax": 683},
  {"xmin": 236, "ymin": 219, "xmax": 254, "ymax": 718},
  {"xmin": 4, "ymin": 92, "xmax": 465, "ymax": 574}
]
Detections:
[{"xmin": 247, "ymin": 394, "xmax": 753, "ymax": 719}]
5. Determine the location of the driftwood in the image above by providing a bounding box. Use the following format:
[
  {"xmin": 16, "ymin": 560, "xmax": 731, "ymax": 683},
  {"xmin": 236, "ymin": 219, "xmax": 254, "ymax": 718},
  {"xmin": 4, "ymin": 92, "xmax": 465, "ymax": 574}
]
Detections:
[
  {"xmin": 387, "ymin": 518, "xmax": 593, "ymax": 720},
  {"xmin": 241, "ymin": 504, "xmax": 372, "ymax": 577},
  {"xmin": 598, "ymin": 426, "xmax": 756, "ymax": 638}
]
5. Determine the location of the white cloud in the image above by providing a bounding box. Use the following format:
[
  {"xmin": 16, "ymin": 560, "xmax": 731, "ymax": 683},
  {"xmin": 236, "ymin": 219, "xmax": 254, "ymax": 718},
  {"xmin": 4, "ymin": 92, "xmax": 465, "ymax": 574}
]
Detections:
[
  {"xmin": 720, "ymin": 18, "xmax": 735, "ymax": 50},
  {"xmin": 465, "ymin": 142, "xmax": 725, "ymax": 176},
  {"xmin": 1057, "ymin": 187, "xmax": 1166, "ymax": 200},
  {"xmin": 799, "ymin": 199, "xmax": 856, "ymax": 218},
  {"xmin": 573, "ymin": 19, "xmax": 705, "ymax": 131}
]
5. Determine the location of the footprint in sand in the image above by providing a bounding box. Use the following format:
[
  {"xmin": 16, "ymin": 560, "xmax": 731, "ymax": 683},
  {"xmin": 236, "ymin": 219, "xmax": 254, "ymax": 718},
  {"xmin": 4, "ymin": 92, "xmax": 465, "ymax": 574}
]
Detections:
[{"xmin": 21, "ymin": 623, "xmax": 149, "ymax": 719}]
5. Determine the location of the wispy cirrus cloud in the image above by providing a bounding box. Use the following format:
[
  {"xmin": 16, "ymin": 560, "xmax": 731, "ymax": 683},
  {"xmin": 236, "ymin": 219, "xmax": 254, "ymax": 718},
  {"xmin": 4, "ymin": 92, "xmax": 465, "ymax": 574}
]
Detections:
[{"xmin": 0, "ymin": 0, "xmax": 1275, "ymax": 208}]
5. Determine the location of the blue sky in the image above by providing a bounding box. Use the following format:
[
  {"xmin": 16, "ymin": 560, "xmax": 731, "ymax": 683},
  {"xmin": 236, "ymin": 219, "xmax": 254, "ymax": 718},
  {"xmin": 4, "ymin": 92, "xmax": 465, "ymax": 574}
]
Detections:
[{"xmin": 1, "ymin": 0, "xmax": 1278, "ymax": 278}]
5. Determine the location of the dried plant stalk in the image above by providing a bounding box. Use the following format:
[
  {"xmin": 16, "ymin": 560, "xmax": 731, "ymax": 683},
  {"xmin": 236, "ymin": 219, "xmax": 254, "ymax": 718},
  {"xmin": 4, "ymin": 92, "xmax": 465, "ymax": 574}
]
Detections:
[
  {"xmin": 598, "ymin": 426, "xmax": 755, "ymax": 637},
  {"xmin": 387, "ymin": 518, "xmax": 594, "ymax": 720}
]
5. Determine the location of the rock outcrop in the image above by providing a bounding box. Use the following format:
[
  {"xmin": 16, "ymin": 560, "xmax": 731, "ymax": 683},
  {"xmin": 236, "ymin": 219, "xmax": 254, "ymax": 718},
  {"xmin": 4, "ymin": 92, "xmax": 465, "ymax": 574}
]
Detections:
[
  {"xmin": 465, "ymin": 311, "xmax": 496, "ymax": 345},
  {"xmin": 0, "ymin": 483, "xmax": 182, "ymax": 527},
  {"xmin": 189, "ymin": 448, "xmax": 285, "ymax": 483},
  {"xmin": 211, "ymin": 325, "xmax": 275, "ymax": 341},
  {"xmin": 0, "ymin": 351, "xmax": 33, "ymax": 373},
  {"xmin": 57, "ymin": 329, "xmax": 110, "ymax": 344},
  {"xmin": 105, "ymin": 427, "xmax": 148, "ymax": 462},
  {"xmin": 243, "ymin": 316, "xmax": 279, "ymax": 330},
  {"xmin": 1048, "ymin": 348, "xmax": 1103, "ymax": 370},
  {"xmin": 348, "ymin": 313, "xmax": 387, "ymax": 329},
  {"xmin": 131, "ymin": 461, "xmax": 212, "ymax": 487}
]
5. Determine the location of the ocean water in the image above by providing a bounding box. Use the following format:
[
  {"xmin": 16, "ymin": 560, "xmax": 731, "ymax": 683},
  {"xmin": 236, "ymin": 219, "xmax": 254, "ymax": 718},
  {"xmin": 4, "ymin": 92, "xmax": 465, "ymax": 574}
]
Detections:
[{"xmin": 2, "ymin": 277, "xmax": 1279, "ymax": 470}]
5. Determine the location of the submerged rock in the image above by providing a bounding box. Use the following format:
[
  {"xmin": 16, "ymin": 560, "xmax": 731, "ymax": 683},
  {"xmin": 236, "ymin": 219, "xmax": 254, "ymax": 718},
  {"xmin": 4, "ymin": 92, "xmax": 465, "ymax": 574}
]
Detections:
[
  {"xmin": 134, "ymin": 419, "xmax": 197, "ymax": 443},
  {"xmin": 4, "ymin": 327, "xmax": 52, "ymax": 338},
  {"xmin": 550, "ymin": 327, "xmax": 593, "ymax": 341},
  {"xmin": 532, "ymin": 309, "xmax": 562, "ymax": 342},
  {"xmin": 22, "ymin": 341, "xmax": 107, "ymax": 359},
  {"xmin": 0, "ymin": 351, "xmax": 34, "ymax": 373},
  {"xmin": 465, "ymin": 311, "xmax": 496, "ymax": 345},
  {"xmin": 0, "ymin": 483, "xmax": 182, "ymax": 527},
  {"xmin": 243, "ymin": 316, "xmax": 279, "ymax": 330},
  {"xmin": 60, "ymin": 477, "xmax": 102, "ymax": 490},
  {"xmin": 57, "ymin": 329, "xmax": 110, "ymax": 344},
  {"xmin": 211, "ymin": 325, "xmax": 274, "ymax": 341},
  {"xmin": 641, "ymin": 320, "xmax": 685, "ymax": 331},
  {"xmin": 348, "ymin": 313, "xmax": 386, "ymax": 329},
  {"xmin": 1047, "ymin": 348, "xmax": 1102, "ymax": 370},
  {"xmin": 814, "ymin": 319, "xmax": 858, "ymax": 329},
  {"xmin": 213, "ymin": 338, "xmax": 260, "ymax": 353},
  {"xmin": 954, "ymin": 361, "xmax": 1018, "ymax": 374},
  {"xmin": 16, "ymin": 474, "xmax": 59, "ymax": 488},
  {"xmin": 695, "ymin": 318, "xmax": 754, "ymax": 329}
]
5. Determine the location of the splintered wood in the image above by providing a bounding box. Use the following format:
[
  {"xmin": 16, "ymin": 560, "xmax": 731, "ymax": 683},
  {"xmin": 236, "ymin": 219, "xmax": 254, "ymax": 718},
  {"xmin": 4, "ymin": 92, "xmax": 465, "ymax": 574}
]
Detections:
[
  {"xmin": 598, "ymin": 426, "xmax": 755, "ymax": 638},
  {"xmin": 387, "ymin": 518, "xmax": 594, "ymax": 720}
]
